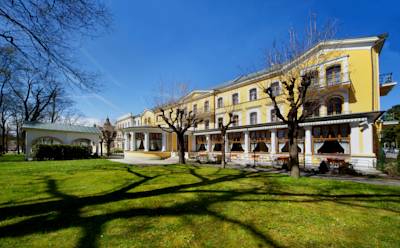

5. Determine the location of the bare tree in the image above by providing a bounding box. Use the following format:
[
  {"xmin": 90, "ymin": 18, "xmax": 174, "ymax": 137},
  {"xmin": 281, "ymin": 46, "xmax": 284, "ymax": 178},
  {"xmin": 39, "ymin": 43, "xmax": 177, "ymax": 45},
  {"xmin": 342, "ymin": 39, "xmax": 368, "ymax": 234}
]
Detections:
[
  {"xmin": 100, "ymin": 118, "xmax": 116, "ymax": 157},
  {"xmin": 219, "ymin": 112, "xmax": 235, "ymax": 168},
  {"xmin": 0, "ymin": 0, "xmax": 111, "ymax": 89},
  {"xmin": 158, "ymin": 108, "xmax": 202, "ymax": 164},
  {"xmin": 263, "ymin": 15, "xmax": 337, "ymax": 178}
]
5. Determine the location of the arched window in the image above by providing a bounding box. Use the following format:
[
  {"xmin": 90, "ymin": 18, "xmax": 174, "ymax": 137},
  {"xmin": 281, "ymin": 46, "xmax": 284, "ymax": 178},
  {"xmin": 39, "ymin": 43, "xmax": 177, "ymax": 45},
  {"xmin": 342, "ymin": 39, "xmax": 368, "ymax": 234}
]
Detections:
[
  {"xmin": 327, "ymin": 97, "xmax": 343, "ymax": 115},
  {"xmin": 326, "ymin": 65, "xmax": 341, "ymax": 85},
  {"xmin": 304, "ymin": 101, "xmax": 320, "ymax": 117},
  {"xmin": 249, "ymin": 88, "xmax": 257, "ymax": 101}
]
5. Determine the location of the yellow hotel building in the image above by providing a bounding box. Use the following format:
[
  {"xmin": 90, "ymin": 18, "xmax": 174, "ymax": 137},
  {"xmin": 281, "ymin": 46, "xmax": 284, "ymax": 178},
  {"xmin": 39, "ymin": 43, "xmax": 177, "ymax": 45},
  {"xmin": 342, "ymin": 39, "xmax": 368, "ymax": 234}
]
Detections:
[{"xmin": 118, "ymin": 34, "xmax": 397, "ymax": 172}]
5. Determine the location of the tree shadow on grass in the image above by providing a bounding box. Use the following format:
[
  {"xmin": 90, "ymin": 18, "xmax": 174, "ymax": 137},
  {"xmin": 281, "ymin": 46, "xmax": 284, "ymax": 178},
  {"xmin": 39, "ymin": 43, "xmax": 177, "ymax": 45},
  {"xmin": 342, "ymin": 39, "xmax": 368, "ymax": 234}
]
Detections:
[{"xmin": 0, "ymin": 165, "xmax": 399, "ymax": 248}]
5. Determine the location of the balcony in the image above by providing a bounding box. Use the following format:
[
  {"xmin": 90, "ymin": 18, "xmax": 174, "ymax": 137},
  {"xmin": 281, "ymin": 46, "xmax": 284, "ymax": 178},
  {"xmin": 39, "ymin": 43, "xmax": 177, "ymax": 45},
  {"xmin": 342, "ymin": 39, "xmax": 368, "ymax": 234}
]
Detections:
[
  {"xmin": 380, "ymin": 73, "xmax": 397, "ymax": 96},
  {"xmin": 309, "ymin": 71, "xmax": 352, "ymax": 92}
]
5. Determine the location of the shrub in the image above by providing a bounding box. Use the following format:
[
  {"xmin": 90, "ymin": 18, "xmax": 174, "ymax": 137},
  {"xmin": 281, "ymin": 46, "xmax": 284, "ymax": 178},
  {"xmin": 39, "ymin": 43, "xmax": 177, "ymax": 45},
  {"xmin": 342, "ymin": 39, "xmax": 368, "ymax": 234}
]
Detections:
[
  {"xmin": 33, "ymin": 144, "xmax": 92, "ymax": 161},
  {"xmin": 111, "ymin": 148, "xmax": 123, "ymax": 154}
]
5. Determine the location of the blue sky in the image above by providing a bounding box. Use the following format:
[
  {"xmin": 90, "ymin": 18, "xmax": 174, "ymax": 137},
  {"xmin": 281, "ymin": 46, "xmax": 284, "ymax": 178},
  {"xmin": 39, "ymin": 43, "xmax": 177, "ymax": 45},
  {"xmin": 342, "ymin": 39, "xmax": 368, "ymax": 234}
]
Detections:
[{"xmin": 75, "ymin": 0, "xmax": 400, "ymax": 124}]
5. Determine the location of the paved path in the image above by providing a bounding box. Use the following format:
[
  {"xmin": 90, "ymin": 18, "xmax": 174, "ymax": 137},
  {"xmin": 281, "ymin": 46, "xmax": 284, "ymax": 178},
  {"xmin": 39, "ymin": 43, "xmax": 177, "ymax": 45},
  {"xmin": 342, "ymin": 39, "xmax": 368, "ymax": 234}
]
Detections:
[{"xmin": 109, "ymin": 158, "xmax": 400, "ymax": 187}]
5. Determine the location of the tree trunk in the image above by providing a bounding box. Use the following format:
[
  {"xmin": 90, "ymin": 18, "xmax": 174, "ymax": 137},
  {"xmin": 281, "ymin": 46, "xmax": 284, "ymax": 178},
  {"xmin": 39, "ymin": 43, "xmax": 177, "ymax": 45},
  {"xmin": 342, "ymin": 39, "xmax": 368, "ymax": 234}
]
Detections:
[
  {"xmin": 1, "ymin": 127, "xmax": 5, "ymax": 154},
  {"xmin": 288, "ymin": 125, "xmax": 300, "ymax": 178},
  {"xmin": 16, "ymin": 124, "xmax": 20, "ymax": 154},
  {"xmin": 177, "ymin": 133, "xmax": 186, "ymax": 164},
  {"xmin": 106, "ymin": 142, "xmax": 111, "ymax": 156},
  {"xmin": 100, "ymin": 141, "xmax": 103, "ymax": 156},
  {"xmin": 221, "ymin": 131, "xmax": 226, "ymax": 168}
]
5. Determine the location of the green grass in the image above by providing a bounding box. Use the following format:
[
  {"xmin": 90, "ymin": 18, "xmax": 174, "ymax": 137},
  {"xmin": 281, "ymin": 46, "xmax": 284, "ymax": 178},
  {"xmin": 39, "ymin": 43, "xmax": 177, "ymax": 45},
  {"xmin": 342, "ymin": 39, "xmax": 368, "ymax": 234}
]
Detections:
[{"xmin": 0, "ymin": 159, "xmax": 399, "ymax": 248}]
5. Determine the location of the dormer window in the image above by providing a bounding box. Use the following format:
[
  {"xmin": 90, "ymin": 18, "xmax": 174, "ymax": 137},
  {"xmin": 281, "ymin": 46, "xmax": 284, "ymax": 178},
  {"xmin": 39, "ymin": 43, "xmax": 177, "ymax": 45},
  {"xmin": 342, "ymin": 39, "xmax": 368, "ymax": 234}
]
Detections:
[
  {"xmin": 217, "ymin": 97, "xmax": 223, "ymax": 108},
  {"xmin": 326, "ymin": 65, "xmax": 341, "ymax": 85},
  {"xmin": 249, "ymin": 88, "xmax": 257, "ymax": 101}
]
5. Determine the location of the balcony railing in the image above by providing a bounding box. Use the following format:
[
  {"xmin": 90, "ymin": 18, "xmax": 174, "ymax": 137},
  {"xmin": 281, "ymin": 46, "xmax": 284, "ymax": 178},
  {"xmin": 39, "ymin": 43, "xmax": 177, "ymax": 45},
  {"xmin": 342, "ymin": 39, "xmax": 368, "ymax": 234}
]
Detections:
[
  {"xmin": 308, "ymin": 71, "xmax": 351, "ymax": 89},
  {"xmin": 379, "ymin": 73, "xmax": 393, "ymax": 84}
]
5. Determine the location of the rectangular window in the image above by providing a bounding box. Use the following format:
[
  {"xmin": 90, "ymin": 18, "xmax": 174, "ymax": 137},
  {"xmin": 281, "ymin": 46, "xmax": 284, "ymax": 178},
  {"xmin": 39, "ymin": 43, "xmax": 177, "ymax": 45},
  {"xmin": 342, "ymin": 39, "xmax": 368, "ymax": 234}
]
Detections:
[
  {"xmin": 271, "ymin": 82, "xmax": 280, "ymax": 97},
  {"xmin": 193, "ymin": 104, "xmax": 197, "ymax": 114},
  {"xmin": 217, "ymin": 97, "xmax": 223, "ymax": 108},
  {"xmin": 218, "ymin": 117, "xmax": 223, "ymax": 128},
  {"xmin": 271, "ymin": 109, "xmax": 278, "ymax": 122},
  {"xmin": 326, "ymin": 65, "xmax": 341, "ymax": 85},
  {"xmin": 232, "ymin": 93, "xmax": 239, "ymax": 105},
  {"xmin": 204, "ymin": 101, "xmax": 209, "ymax": 112},
  {"xmin": 249, "ymin": 88, "xmax": 257, "ymax": 101},
  {"xmin": 205, "ymin": 120, "xmax": 209, "ymax": 129},
  {"xmin": 232, "ymin": 115, "xmax": 239, "ymax": 127},
  {"xmin": 250, "ymin": 112, "xmax": 257, "ymax": 125}
]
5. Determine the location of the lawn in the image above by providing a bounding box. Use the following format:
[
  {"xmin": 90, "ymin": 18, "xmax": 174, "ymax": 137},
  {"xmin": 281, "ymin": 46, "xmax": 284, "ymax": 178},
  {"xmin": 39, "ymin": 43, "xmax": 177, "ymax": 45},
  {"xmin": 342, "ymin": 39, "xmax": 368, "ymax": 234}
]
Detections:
[{"xmin": 0, "ymin": 155, "xmax": 399, "ymax": 248}]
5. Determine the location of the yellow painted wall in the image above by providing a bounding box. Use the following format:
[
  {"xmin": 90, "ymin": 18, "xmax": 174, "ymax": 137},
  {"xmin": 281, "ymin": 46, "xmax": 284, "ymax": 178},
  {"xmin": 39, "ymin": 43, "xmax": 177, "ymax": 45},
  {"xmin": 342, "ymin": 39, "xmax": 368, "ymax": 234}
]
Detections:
[{"xmin": 153, "ymin": 43, "xmax": 381, "ymax": 132}]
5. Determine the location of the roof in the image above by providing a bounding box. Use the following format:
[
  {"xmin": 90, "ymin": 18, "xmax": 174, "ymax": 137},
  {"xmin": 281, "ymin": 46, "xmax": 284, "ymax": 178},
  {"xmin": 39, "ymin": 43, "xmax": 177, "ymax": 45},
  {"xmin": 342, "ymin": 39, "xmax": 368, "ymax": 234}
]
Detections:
[
  {"xmin": 212, "ymin": 34, "xmax": 387, "ymax": 92},
  {"xmin": 22, "ymin": 122, "xmax": 101, "ymax": 134}
]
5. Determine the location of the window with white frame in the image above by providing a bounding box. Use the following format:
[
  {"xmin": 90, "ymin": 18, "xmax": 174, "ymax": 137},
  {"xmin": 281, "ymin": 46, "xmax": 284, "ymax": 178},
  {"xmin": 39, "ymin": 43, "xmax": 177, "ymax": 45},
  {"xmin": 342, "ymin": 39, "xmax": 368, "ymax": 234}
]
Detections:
[
  {"xmin": 326, "ymin": 65, "xmax": 341, "ymax": 85},
  {"xmin": 249, "ymin": 88, "xmax": 257, "ymax": 101},
  {"xmin": 327, "ymin": 97, "xmax": 343, "ymax": 115},
  {"xmin": 217, "ymin": 97, "xmax": 223, "ymax": 108},
  {"xmin": 204, "ymin": 120, "xmax": 209, "ymax": 129},
  {"xmin": 204, "ymin": 101, "xmax": 209, "ymax": 112},
  {"xmin": 270, "ymin": 82, "xmax": 280, "ymax": 96},
  {"xmin": 249, "ymin": 112, "xmax": 257, "ymax": 125},
  {"xmin": 305, "ymin": 70, "xmax": 319, "ymax": 87},
  {"xmin": 271, "ymin": 109, "xmax": 278, "ymax": 122},
  {"xmin": 218, "ymin": 117, "xmax": 223, "ymax": 128},
  {"xmin": 232, "ymin": 115, "xmax": 239, "ymax": 127},
  {"xmin": 193, "ymin": 104, "xmax": 197, "ymax": 114},
  {"xmin": 232, "ymin": 93, "xmax": 239, "ymax": 105}
]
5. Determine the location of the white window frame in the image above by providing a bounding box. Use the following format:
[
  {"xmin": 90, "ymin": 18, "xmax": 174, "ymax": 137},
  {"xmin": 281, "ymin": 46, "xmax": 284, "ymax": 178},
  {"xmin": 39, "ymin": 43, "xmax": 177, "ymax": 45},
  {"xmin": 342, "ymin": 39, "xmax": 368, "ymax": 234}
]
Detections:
[
  {"xmin": 247, "ymin": 108, "xmax": 260, "ymax": 125},
  {"xmin": 249, "ymin": 88, "xmax": 257, "ymax": 101}
]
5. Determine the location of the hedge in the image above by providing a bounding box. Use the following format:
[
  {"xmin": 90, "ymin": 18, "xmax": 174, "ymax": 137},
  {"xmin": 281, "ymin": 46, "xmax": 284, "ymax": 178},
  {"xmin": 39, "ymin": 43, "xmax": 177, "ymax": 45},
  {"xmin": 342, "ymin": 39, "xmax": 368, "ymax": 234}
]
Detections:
[{"xmin": 33, "ymin": 144, "xmax": 92, "ymax": 160}]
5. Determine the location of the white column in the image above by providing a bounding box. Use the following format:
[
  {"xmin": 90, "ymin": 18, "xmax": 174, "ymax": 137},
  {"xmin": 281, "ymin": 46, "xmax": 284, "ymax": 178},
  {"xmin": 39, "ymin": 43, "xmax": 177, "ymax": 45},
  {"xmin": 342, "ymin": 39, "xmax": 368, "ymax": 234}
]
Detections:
[
  {"xmin": 161, "ymin": 132, "xmax": 167, "ymax": 152},
  {"xmin": 124, "ymin": 132, "xmax": 129, "ymax": 151},
  {"xmin": 362, "ymin": 123, "xmax": 374, "ymax": 155},
  {"xmin": 320, "ymin": 102, "xmax": 327, "ymax": 117},
  {"xmin": 350, "ymin": 123, "xmax": 360, "ymax": 155},
  {"xmin": 305, "ymin": 126, "xmax": 312, "ymax": 155},
  {"xmin": 244, "ymin": 131, "xmax": 250, "ymax": 153},
  {"xmin": 224, "ymin": 134, "xmax": 229, "ymax": 153},
  {"xmin": 206, "ymin": 134, "xmax": 211, "ymax": 152},
  {"xmin": 343, "ymin": 92, "xmax": 349, "ymax": 114},
  {"xmin": 130, "ymin": 132, "xmax": 136, "ymax": 151},
  {"xmin": 319, "ymin": 65, "xmax": 325, "ymax": 87},
  {"xmin": 144, "ymin": 132, "xmax": 149, "ymax": 152},
  {"xmin": 343, "ymin": 58, "xmax": 349, "ymax": 82},
  {"xmin": 270, "ymin": 129, "xmax": 277, "ymax": 154},
  {"xmin": 191, "ymin": 135, "xmax": 196, "ymax": 152}
]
